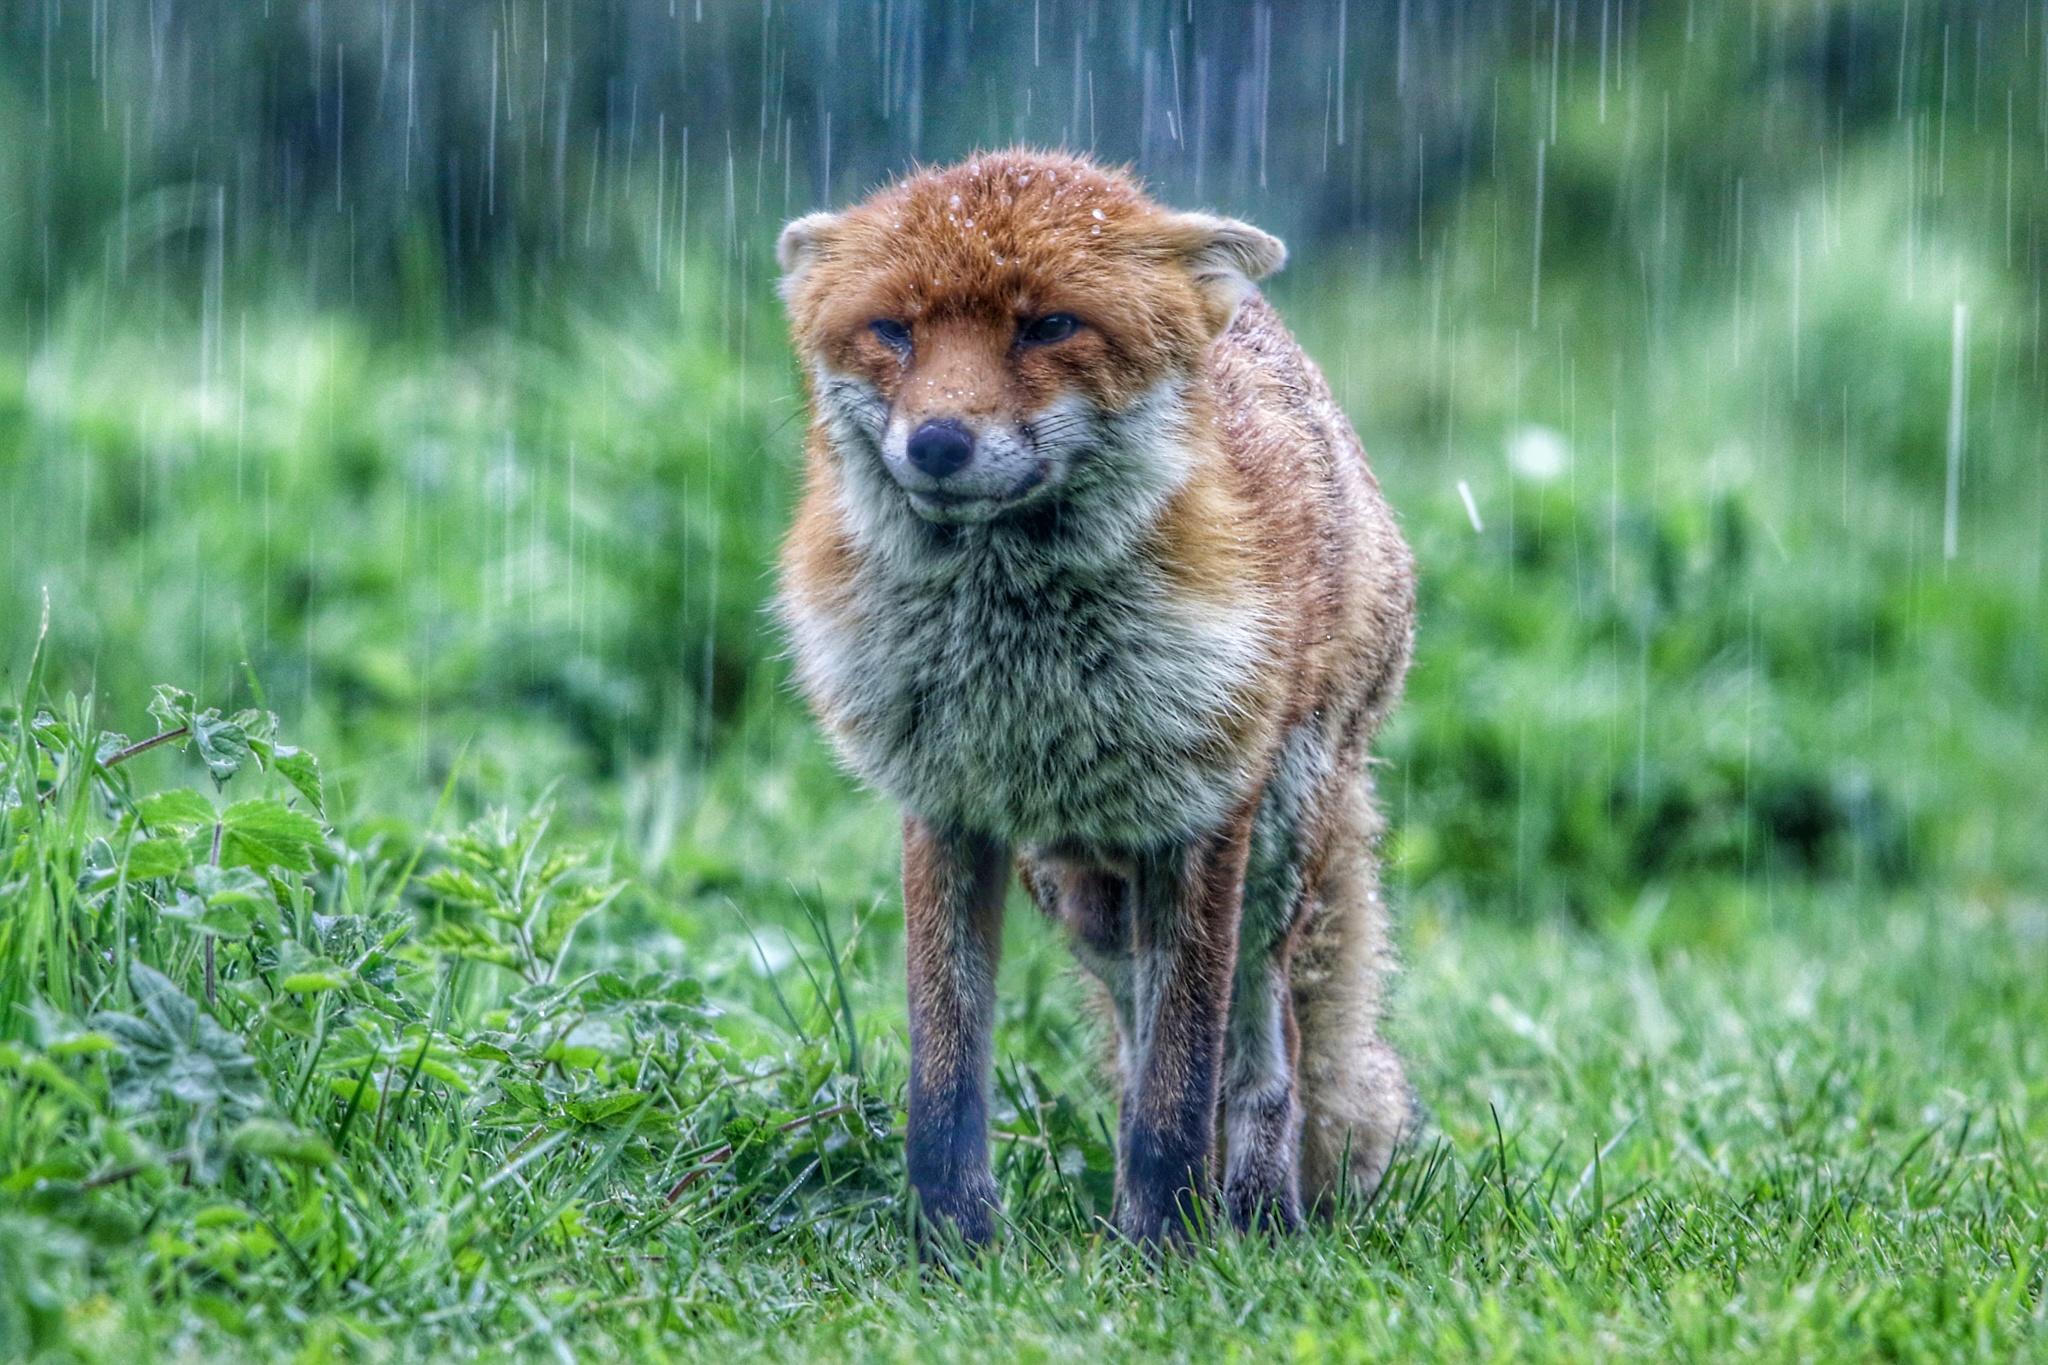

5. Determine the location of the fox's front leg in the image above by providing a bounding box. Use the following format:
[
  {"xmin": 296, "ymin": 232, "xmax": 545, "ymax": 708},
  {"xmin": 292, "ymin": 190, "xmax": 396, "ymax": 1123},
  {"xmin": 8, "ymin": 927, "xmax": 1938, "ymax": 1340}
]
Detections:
[
  {"xmin": 1119, "ymin": 811, "xmax": 1254, "ymax": 1244},
  {"xmin": 901, "ymin": 817, "xmax": 1009, "ymax": 1246}
]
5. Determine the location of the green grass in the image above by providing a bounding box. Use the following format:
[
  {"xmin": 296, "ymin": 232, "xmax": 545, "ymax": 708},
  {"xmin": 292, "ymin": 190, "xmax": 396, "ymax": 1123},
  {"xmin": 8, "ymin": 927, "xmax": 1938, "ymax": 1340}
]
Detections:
[
  {"xmin": 6, "ymin": 311, "xmax": 2047, "ymax": 1360},
  {"xmin": 2, "ymin": 672, "xmax": 2043, "ymax": 1361},
  {"xmin": 5, "ymin": 9, "xmax": 2048, "ymax": 1352},
  {"xmin": 3, "ymin": 239, "xmax": 2046, "ymax": 1350}
]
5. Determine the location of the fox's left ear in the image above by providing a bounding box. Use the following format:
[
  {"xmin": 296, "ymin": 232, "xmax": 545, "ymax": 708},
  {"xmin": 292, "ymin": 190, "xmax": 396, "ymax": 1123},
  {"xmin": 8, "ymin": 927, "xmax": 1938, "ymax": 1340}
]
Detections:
[
  {"xmin": 776, "ymin": 211, "xmax": 844, "ymax": 299},
  {"xmin": 1158, "ymin": 212, "xmax": 1288, "ymax": 332}
]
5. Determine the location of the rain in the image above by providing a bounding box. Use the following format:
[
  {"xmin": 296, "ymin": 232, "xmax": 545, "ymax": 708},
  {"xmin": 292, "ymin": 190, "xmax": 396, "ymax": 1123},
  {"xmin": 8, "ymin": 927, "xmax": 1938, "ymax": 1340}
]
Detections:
[{"xmin": 1, "ymin": 0, "xmax": 2045, "ymax": 1356}]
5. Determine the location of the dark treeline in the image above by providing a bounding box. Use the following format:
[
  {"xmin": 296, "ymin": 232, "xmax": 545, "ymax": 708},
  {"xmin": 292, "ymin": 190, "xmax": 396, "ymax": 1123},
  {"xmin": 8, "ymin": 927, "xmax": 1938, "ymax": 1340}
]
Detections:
[{"xmin": 7, "ymin": 0, "xmax": 2042, "ymax": 322}]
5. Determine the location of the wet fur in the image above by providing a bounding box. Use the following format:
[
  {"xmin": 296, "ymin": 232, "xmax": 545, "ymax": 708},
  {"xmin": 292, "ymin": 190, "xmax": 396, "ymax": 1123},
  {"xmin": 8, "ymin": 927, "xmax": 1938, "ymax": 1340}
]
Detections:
[{"xmin": 777, "ymin": 150, "xmax": 1417, "ymax": 1244}]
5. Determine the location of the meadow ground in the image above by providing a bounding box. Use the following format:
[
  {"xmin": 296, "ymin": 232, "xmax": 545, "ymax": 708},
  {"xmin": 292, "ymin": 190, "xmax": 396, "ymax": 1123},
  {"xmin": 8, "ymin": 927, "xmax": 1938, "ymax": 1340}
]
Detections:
[
  {"xmin": 3, "ymin": 268, "xmax": 2045, "ymax": 1360},
  {"xmin": 5, "ymin": 65, "xmax": 2048, "ymax": 1356},
  {"xmin": 3, "ymin": 678, "xmax": 2044, "ymax": 1361}
]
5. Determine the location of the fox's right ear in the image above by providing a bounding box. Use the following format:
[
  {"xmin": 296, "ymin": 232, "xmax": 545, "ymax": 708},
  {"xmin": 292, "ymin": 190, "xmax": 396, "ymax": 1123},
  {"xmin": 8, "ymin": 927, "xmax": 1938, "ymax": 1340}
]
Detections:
[
  {"xmin": 777, "ymin": 211, "xmax": 843, "ymax": 298},
  {"xmin": 1157, "ymin": 212, "xmax": 1288, "ymax": 333}
]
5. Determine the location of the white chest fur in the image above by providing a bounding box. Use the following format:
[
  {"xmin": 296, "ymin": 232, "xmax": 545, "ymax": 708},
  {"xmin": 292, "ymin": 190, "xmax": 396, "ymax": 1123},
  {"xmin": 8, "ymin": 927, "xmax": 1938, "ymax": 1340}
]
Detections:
[
  {"xmin": 786, "ymin": 525, "xmax": 1268, "ymax": 849},
  {"xmin": 784, "ymin": 371, "xmax": 1275, "ymax": 848}
]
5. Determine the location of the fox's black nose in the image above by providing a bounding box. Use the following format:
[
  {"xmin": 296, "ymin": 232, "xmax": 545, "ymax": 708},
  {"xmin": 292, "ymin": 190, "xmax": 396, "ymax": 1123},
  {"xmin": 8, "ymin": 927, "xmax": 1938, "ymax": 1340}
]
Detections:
[{"xmin": 906, "ymin": 419, "xmax": 975, "ymax": 479}]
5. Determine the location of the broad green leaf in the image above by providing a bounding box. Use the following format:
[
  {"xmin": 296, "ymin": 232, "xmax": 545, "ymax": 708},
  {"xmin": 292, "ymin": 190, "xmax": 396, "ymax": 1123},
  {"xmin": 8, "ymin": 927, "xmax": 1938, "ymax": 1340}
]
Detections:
[
  {"xmin": 190, "ymin": 864, "xmax": 275, "ymax": 911},
  {"xmin": 96, "ymin": 964, "xmax": 268, "ymax": 1145},
  {"xmin": 137, "ymin": 789, "xmax": 216, "ymax": 834},
  {"xmin": 192, "ymin": 1204, "xmax": 254, "ymax": 1229},
  {"xmin": 280, "ymin": 969, "xmax": 351, "ymax": 993},
  {"xmin": 189, "ymin": 712, "xmax": 254, "ymax": 781},
  {"xmin": 44, "ymin": 1031, "xmax": 119, "ymax": 1057},
  {"xmin": 161, "ymin": 866, "xmax": 274, "ymax": 940},
  {"xmin": 270, "ymin": 747, "xmax": 324, "ymax": 815},
  {"xmin": 495, "ymin": 1078, "xmax": 546, "ymax": 1113},
  {"xmin": 541, "ymin": 1041, "xmax": 605, "ymax": 1070},
  {"xmin": 146, "ymin": 686, "xmax": 198, "ymax": 734},
  {"xmin": 227, "ymin": 709, "xmax": 278, "ymax": 746},
  {"xmin": 399, "ymin": 1057, "xmax": 471, "ymax": 1091},
  {"xmin": 145, "ymin": 686, "xmax": 257, "ymax": 781},
  {"xmin": 163, "ymin": 891, "xmax": 256, "ymax": 939},
  {"xmin": 565, "ymin": 1092, "xmax": 648, "ymax": 1125},
  {"xmin": 126, "ymin": 836, "xmax": 199, "ymax": 881},
  {"xmin": 127, "ymin": 961, "xmax": 198, "ymax": 1040},
  {"xmin": 217, "ymin": 799, "xmax": 322, "ymax": 872}
]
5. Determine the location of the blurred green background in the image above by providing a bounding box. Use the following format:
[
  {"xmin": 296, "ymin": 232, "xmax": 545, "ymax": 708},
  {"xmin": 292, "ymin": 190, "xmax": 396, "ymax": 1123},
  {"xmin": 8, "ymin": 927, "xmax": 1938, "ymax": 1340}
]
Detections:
[
  {"xmin": 3, "ymin": 3, "xmax": 2047, "ymax": 1356},
  {"xmin": 4, "ymin": 0, "xmax": 2044, "ymax": 924}
]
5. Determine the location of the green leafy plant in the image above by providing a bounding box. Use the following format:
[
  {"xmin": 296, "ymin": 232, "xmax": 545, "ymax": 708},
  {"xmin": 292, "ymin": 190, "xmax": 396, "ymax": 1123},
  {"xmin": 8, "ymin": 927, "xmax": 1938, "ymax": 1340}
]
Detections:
[{"xmin": 0, "ymin": 680, "xmax": 891, "ymax": 1358}]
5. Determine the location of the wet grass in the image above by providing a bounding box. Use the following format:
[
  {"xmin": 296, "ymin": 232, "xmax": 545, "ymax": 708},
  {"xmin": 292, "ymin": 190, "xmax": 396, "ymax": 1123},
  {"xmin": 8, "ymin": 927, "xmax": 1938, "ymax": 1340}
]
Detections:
[
  {"xmin": 4, "ymin": 82, "xmax": 2047, "ymax": 1359},
  {"xmin": 2, "ymin": 666, "xmax": 2043, "ymax": 1360}
]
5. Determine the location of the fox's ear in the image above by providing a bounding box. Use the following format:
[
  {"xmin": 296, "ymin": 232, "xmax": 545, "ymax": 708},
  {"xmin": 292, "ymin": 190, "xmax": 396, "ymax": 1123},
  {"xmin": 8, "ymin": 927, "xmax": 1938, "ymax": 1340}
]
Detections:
[
  {"xmin": 1158, "ymin": 212, "xmax": 1287, "ymax": 332},
  {"xmin": 776, "ymin": 211, "xmax": 843, "ymax": 297}
]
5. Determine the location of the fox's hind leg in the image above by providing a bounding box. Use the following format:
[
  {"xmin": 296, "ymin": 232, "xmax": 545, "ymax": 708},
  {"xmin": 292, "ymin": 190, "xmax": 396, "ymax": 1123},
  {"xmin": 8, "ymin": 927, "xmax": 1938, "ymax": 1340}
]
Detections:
[
  {"xmin": 1020, "ymin": 858, "xmax": 1138, "ymax": 1154},
  {"xmin": 1291, "ymin": 773, "xmax": 1413, "ymax": 1211},
  {"xmin": 1219, "ymin": 730, "xmax": 1322, "ymax": 1233},
  {"xmin": 1226, "ymin": 733, "xmax": 1413, "ymax": 1227},
  {"xmin": 1030, "ymin": 843, "xmax": 1305, "ymax": 1237},
  {"xmin": 1220, "ymin": 933, "xmax": 1306, "ymax": 1232}
]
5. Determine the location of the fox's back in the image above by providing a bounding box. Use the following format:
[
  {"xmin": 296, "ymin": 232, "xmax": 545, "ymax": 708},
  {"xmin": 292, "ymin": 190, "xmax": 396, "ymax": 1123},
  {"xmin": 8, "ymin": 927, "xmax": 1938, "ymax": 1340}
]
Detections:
[{"xmin": 1203, "ymin": 295, "xmax": 1414, "ymax": 745}]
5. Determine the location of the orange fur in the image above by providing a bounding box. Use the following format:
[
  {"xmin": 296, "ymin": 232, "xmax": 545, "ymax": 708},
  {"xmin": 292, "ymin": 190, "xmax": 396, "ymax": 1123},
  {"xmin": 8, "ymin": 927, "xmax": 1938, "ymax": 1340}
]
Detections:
[{"xmin": 776, "ymin": 150, "xmax": 1417, "ymax": 1243}]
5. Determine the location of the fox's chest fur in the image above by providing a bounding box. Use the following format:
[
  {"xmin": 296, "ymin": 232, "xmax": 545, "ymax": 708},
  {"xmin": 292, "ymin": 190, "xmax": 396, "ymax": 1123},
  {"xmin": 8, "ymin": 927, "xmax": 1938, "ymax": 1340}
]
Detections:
[{"xmin": 787, "ymin": 526, "xmax": 1268, "ymax": 849}]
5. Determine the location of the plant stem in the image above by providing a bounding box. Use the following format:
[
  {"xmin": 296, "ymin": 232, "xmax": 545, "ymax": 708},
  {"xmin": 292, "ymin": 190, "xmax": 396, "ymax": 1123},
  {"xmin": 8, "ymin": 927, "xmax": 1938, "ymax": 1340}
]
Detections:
[
  {"xmin": 204, "ymin": 819, "xmax": 222, "ymax": 1007},
  {"xmin": 35, "ymin": 724, "xmax": 190, "ymax": 806},
  {"xmin": 107, "ymin": 726, "xmax": 191, "ymax": 768}
]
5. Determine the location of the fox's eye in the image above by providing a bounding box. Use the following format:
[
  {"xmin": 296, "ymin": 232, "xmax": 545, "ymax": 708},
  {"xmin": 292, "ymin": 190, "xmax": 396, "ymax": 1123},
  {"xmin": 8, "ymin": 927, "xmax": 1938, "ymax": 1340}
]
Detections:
[
  {"xmin": 1019, "ymin": 313, "xmax": 1081, "ymax": 346},
  {"xmin": 869, "ymin": 319, "xmax": 912, "ymax": 353}
]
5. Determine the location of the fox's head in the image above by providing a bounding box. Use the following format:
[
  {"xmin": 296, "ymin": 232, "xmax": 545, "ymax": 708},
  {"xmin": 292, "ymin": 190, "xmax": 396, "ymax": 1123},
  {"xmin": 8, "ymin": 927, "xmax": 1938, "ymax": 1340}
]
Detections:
[{"xmin": 778, "ymin": 150, "xmax": 1284, "ymax": 528}]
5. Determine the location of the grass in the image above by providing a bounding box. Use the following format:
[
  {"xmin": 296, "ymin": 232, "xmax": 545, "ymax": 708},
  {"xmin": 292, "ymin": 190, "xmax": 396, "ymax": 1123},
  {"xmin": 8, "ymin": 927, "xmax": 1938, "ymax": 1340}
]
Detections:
[
  {"xmin": 4, "ymin": 9, "xmax": 2048, "ymax": 1352},
  {"xmin": 2, "ymin": 671, "xmax": 2043, "ymax": 1360},
  {"xmin": 3, "ymin": 252, "xmax": 2045, "ymax": 1351}
]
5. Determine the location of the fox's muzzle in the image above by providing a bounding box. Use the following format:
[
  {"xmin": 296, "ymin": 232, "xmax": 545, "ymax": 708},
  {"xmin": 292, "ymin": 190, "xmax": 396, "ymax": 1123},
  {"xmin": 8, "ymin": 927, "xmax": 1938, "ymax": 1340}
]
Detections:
[
  {"xmin": 882, "ymin": 411, "xmax": 1054, "ymax": 525},
  {"xmin": 905, "ymin": 419, "xmax": 976, "ymax": 479}
]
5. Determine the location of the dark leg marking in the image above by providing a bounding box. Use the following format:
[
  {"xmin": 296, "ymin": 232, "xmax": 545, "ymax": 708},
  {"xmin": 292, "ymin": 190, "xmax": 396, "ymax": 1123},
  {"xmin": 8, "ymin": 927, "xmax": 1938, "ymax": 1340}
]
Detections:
[
  {"xmin": 902, "ymin": 818, "xmax": 1010, "ymax": 1246},
  {"xmin": 1118, "ymin": 813, "xmax": 1253, "ymax": 1245}
]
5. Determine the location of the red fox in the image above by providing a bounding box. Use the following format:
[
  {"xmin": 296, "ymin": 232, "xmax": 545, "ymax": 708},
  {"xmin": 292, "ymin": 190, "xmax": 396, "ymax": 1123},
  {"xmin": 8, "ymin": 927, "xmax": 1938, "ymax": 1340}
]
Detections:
[{"xmin": 776, "ymin": 150, "xmax": 1416, "ymax": 1244}]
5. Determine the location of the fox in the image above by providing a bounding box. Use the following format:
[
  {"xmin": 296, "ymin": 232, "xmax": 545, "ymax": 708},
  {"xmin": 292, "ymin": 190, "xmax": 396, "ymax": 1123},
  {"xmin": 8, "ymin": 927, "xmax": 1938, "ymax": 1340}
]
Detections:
[{"xmin": 774, "ymin": 149, "xmax": 1416, "ymax": 1245}]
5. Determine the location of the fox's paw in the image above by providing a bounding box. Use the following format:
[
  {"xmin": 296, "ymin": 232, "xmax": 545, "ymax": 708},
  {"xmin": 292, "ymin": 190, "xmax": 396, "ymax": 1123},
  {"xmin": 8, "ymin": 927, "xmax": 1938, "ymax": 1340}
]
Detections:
[
  {"xmin": 1223, "ymin": 1126, "xmax": 1304, "ymax": 1235},
  {"xmin": 1114, "ymin": 1199, "xmax": 1196, "ymax": 1248},
  {"xmin": 1224, "ymin": 1175, "xmax": 1302, "ymax": 1236},
  {"xmin": 1113, "ymin": 1180, "xmax": 1209, "ymax": 1248},
  {"xmin": 911, "ymin": 1177, "xmax": 1001, "ymax": 1252}
]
